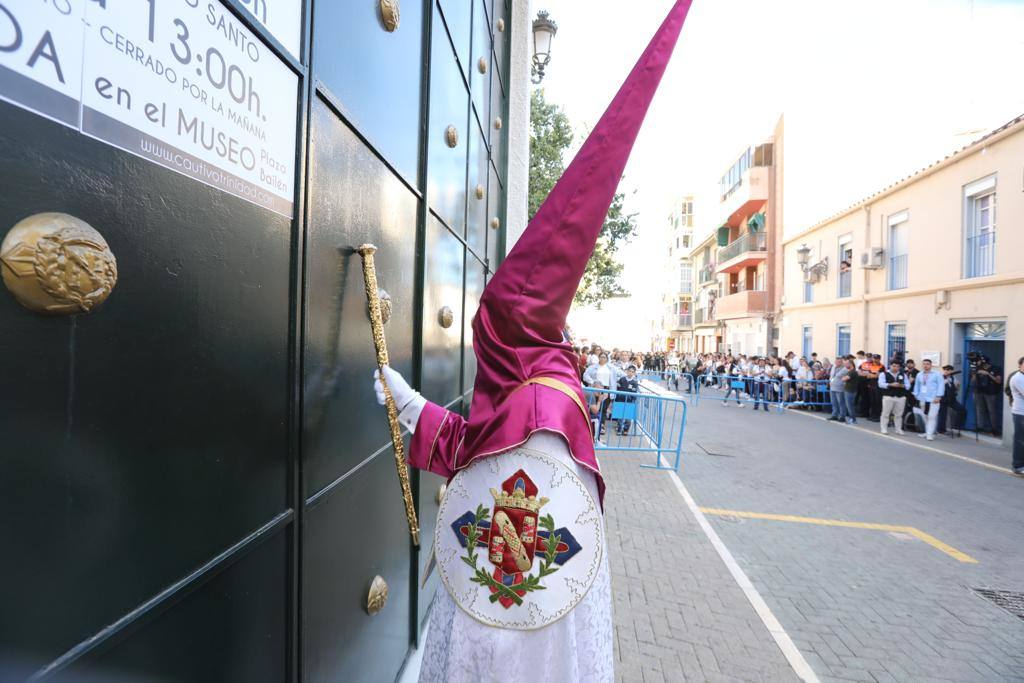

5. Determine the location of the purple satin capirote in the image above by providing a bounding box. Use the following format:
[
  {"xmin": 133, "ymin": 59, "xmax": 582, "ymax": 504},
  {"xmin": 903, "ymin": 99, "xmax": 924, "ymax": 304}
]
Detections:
[{"xmin": 408, "ymin": 0, "xmax": 693, "ymax": 504}]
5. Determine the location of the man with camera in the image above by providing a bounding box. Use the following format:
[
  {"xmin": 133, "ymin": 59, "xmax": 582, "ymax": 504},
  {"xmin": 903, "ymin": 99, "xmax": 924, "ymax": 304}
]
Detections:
[{"xmin": 970, "ymin": 354, "xmax": 1003, "ymax": 437}]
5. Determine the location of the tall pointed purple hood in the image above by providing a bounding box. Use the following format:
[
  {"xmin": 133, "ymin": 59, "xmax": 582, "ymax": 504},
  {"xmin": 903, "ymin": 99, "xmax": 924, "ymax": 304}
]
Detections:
[{"xmin": 412, "ymin": 1, "xmax": 692, "ymax": 502}]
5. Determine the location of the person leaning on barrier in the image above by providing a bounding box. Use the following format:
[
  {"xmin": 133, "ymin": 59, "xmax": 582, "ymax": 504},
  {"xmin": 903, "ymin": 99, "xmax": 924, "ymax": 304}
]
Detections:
[
  {"xmin": 615, "ymin": 366, "xmax": 640, "ymax": 435},
  {"xmin": 878, "ymin": 360, "xmax": 911, "ymax": 435}
]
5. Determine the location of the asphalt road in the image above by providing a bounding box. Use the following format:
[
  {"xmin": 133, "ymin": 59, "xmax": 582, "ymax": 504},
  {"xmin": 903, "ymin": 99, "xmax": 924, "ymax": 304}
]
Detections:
[{"xmin": 679, "ymin": 395, "xmax": 1024, "ymax": 682}]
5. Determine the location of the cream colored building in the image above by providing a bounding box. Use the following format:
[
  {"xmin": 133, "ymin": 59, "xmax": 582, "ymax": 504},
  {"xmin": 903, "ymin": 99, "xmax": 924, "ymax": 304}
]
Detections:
[{"xmin": 780, "ymin": 114, "xmax": 1024, "ymax": 439}]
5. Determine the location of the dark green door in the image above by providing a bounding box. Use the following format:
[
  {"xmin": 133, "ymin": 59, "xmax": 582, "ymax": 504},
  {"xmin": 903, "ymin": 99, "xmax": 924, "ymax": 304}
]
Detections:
[{"xmin": 0, "ymin": 1, "xmax": 508, "ymax": 681}]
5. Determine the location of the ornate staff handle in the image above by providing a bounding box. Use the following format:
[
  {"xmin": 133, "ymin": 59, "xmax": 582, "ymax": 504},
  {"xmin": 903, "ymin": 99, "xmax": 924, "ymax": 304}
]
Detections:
[{"xmin": 356, "ymin": 243, "xmax": 421, "ymax": 547}]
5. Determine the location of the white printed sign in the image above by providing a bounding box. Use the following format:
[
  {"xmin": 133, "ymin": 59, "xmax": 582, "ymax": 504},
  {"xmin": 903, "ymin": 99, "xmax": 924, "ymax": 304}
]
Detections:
[
  {"xmin": 0, "ymin": 0, "xmax": 298, "ymax": 217},
  {"xmin": 235, "ymin": 0, "xmax": 301, "ymax": 59}
]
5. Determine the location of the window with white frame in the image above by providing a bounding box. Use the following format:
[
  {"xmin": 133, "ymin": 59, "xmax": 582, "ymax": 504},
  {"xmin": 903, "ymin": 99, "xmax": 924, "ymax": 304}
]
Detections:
[
  {"xmin": 887, "ymin": 211, "xmax": 909, "ymax": 290},
  {"xmin": 681, "ymin": 200, "xmax": 693, "ymax": 227},
  {"xmin": 838, "ymin": 234, "xmax": 853, "ymax": 298},
  {"xmin": 963, "ymin": 175, "xmax": 996, "ymax": 278},
  {"xmin": 802, "ymin": 325, "xmax": 813, "ymax": 359},
  {"xmin": 679, "ymin": 263, "xmax": 692, "ymax": 294},
  {"xmin": 803, "ymin": 279, "xmax": 813, "ymax": 304},
  {"xmin": 836, "ymin": 324, "xmax": 851, "ymax": 358}
]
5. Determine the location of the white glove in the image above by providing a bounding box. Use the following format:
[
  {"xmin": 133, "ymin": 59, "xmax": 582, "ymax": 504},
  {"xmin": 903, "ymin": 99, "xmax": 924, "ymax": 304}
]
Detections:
[{"xmin": 373, "ymin": 366, "xmax": 426, "ymax": 433}]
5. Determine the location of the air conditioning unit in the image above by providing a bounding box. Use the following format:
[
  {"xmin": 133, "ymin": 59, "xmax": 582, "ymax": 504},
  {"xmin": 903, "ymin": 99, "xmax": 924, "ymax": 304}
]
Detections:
[{"xmin": 861, "ymin": 247, "xmax": 884, "ymax": 269}]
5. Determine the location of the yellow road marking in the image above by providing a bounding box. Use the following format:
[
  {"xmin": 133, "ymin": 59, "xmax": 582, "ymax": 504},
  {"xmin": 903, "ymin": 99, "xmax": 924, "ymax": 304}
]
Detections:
[{"xmin": 699, "ymin": 508, "xmax": 978, "ymax": 564}]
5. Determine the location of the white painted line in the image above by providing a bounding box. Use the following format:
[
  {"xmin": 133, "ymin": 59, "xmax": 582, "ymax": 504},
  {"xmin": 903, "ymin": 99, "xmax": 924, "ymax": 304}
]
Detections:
[
  {"xmin": 666, "ymin": 469, "xmax": 821, "ymax": 683},
  {"xmin": 787, "ymin": 409, "xmax": 1014, "ymax": 475}
]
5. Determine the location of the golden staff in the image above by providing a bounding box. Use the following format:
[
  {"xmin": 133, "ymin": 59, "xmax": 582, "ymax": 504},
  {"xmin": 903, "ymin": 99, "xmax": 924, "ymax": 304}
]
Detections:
[{"xmin": 356, "ymin": 243, "xmax": 421, "ymax": 547}]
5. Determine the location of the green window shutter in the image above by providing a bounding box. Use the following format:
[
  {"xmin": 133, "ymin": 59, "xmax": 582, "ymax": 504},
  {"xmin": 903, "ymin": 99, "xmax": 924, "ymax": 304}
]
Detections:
[{"xmin": 716, "ymin": 226, "xmax": 730, "ymax": 246}]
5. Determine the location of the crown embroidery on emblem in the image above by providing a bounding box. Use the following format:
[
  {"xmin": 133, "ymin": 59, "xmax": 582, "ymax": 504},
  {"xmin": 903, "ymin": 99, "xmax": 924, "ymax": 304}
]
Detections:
[{"xmin": 489, "ymin": 470, "xmax": 550, "ymax": 514}]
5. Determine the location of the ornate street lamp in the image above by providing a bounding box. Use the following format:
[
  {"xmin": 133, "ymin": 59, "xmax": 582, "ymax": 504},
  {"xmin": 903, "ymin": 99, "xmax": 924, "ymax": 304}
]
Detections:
[
  {"xmin": 796, "ymin": 243, "xmax": 829, "ymax": 282},
  {"xmin": 531, "ymin": 10, "xmax": 558, "ymax": 84}
]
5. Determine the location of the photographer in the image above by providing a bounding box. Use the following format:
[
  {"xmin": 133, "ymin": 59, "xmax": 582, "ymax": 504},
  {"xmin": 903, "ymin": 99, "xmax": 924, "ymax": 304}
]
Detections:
[
  {"xmin": 939, "ymin": 365, "xmax": 965, "ymax": 435},
  {"xmin": 971, "ymin": 355, "xmax": 1003, "ymax": 437}
]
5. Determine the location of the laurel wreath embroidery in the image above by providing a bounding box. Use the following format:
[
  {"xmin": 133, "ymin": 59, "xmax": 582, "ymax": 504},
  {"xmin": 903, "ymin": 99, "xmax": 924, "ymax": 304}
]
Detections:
[
  {"xmin": 33, "ymin": 229, "xmax": 117, "ymax": 312},
  {"xmin": 461, "ymin": 504, "xmax": 562, "ymax": 607}
]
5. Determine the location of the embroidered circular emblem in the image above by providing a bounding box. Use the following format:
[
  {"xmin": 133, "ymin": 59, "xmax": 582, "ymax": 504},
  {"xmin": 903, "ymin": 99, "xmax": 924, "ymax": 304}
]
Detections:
[{"xmin": 435, "ymin": 447, "xmax": 603, "ymax": 630}]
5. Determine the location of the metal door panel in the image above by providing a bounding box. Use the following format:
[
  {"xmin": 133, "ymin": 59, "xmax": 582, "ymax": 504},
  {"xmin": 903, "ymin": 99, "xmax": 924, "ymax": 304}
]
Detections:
[
  {"xmin": 426, "ymin": 5, "xmax": 470, "ymax": 237},
  {"xmin": 466, "ymin": 124, "xmax": 490, "ymax": 258},
  {"xmin": 489, "ymin": 69, "xmax": 508, "ymax": 185},
  {"xmin": 438, "ymin": 0, "xmax": 472, "ymax": 79},
  {"xmin": 61, "ymin": 532, "xmax": 288, "ymax": 683},
  {"xmin": 463, "ymin": 254, "xmax": 486, "ymax": 391},
  {"xmin": 0, "ymin": 103, "xmax": 290, "ymax": 670},
  {"xmin": 303, "ymin": 98, "xmax": 417, "ymax": 498},
  {"xmin": 470, "ymin": 1, "xmax": 492, "ymax": 131},
  {"xmin": 416, "ymin": 439, "xmax": 455, "ymax": 627},
  {"xmin": 313, "ymin": 0, "xmax": 424, "ymax": 184},
  {"xmin": 422, "ymin": 216, "xmax": 465, "ymax": 407},
  {"xmin": 486, "ymin": 162, "xmax": 505, "ymax": 269},
  {"xmin": 302, "ymin": 453, "xmax": 412, "ymax": 683},
  {"xmin": 491, "ymin": 0, "xmax": 508, "ymax": 81}
]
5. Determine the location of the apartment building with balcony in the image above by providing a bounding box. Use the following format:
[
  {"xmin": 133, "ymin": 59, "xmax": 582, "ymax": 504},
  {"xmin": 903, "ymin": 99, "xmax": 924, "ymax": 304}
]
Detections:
[
  {"xmin": 660, "ymin": 197, "xmax": 696, "ymax": 352},
  {"xmin": 714, "ymin": 117, "xmax": 784, "ymax": 356},
  {"xmin": 780, "ymin": 114, "xmax": 1024, "ymax": 440},
  {"xmin": 691, "ymin": 229, "xmax": 722, "ymax": 354}
]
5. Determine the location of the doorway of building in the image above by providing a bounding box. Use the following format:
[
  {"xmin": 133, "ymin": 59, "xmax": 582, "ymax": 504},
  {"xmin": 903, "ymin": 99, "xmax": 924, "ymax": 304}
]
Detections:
[{"xmin": 956, "ymin": 322, "xmax": 1006, "ymax": 433}]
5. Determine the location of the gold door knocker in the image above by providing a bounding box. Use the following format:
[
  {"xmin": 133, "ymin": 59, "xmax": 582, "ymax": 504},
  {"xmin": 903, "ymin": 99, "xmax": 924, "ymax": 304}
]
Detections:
[
  {"xmin": 366, "ymin": 575, "xmax": 389, "ymax": 615},
  {"xmin": 1, "ymin": 212, "xmax": 117, "ymax": 315},
  {"xmin": 379, "ymin": 0, "xmax": 400, "ymax": 32}
]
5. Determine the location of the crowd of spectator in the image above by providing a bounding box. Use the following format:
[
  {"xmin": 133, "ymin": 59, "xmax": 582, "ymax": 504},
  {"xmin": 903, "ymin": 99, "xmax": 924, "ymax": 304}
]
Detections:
[{"xmin": 573, "ymin": 343, "xmax": 1024, "ymax": 475}]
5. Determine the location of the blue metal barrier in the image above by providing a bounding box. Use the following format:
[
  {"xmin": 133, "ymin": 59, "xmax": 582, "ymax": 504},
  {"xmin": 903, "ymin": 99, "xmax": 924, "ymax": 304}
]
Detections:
[
  {"xmin": 582, "ymin": 385, "xmax": 686, "ymax": 471},
  {"xmin": 779, "ymin": 378, "xmax": 832, "ymax": 410},
  {"xmin": 637, "ymin": 370, "xmax": 698, "ymax": 403},
  {"xmin": 694, "ymin": 373, "xmax": 832, "ymax": 412}
]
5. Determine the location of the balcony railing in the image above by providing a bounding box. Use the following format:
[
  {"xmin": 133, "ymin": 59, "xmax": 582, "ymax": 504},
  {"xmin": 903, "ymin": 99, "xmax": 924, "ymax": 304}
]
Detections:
[
  {"xmin": 718, "ymin": 231, "xmax": 767, "ymax": 264},
  {"xmin": 677, "ymin": 314, "xmax": 692, "ymax": 328},
  {"xmin": 698, "ymin": 266, "xmax": 716, "ymax": 285},
  {"xmin": 694, "ymin": 308, "xmax": 709, "ymax": 324},
  {"xmin": 888, "ymin": 253, "xmax": 908, "ymax": 290},
  {"xmin": 965, "ymin": 232, "xmax": 995, "ymax": 278}
]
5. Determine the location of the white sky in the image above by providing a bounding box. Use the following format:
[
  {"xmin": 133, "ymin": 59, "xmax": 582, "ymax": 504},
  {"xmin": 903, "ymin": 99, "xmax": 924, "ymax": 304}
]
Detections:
[{"xmin": 545, "ymin": 0, "xmax": 1024, "ymax": 349}]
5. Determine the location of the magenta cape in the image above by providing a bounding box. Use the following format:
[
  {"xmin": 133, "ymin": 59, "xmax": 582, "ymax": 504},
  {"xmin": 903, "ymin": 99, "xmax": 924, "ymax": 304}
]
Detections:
[{"xmin": 408, "ymin": 0, "xmax": 692, "ymax": 503}]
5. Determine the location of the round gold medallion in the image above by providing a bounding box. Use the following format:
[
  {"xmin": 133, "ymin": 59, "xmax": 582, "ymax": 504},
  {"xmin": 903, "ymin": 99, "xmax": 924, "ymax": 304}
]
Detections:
[
  {"xmin": 438, "ymin": 305, "xmax": 454, "ymax": 329},
  {"xmin": 497, "ymin": 18, "xmax": 505, "ymax": 32},
  {"xmin": 445, "ymin": 125, "xmax": 459, "ymax": 148},
  {"xmin": 366, "ymin": 575, "xmax": 389, "ymax": 615},
  {"xmin": 475, "ymin": 184, "xmax": 485, "ymax": 200},
  {"xmin": 478, "ymin": 57, "xmax": 488, "ymax": 74},
  {"xmin": 490, "ymin": 217, "xmax": 501, "ymax": 230},
  {"xmin": 379, "ymin": 0, "xmax": 400, "ymax": 32},
  {"xmin": 493, "ymin": 116, "xmax": 503, "ymax": 130},
  {"xmin": 0, "ymin": 212, "xmax": 117, "ymax": 315}
]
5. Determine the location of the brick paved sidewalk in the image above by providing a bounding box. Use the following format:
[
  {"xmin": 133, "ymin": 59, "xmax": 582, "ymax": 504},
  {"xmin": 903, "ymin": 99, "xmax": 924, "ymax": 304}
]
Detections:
[{"xmin": 602, "ymin": 455, "xmax": 801, "ymax": 682}]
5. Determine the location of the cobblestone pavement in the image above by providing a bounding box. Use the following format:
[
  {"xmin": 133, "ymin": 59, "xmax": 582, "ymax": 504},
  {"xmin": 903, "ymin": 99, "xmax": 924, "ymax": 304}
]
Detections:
[
  {"xmin": 673, "ymin": 392, "xmax": 1024, "ymax": 682},
  {"xmin": 602, "ymin": 455, "xmax": 800, "ymax": 682}
]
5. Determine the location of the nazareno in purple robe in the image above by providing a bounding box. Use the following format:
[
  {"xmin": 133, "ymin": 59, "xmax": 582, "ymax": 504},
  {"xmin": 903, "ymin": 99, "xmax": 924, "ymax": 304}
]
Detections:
[{"xmin": 408, "ymin": 0, "xmax": 693, "ymax": 506}]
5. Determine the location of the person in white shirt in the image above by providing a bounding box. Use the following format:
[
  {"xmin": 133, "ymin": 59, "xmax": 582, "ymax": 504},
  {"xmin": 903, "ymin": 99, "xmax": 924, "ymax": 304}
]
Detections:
[
  {"xmin": 912, "ymin": 359, "xmax": 944, "ymax": 440},
  {"xmin": 1009, "ymin": 355, "xmax": 1024, "ymax": 475},
  {"xmin": 794, "ymin": 358, "xmax": 815, "ymax": 408}
]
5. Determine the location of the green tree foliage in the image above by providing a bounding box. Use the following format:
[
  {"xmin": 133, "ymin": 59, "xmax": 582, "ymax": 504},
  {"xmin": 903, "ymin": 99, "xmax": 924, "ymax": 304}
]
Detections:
[{"xmin": 528, "ymin": 89, "xmax": 638, "ymax": 308}]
